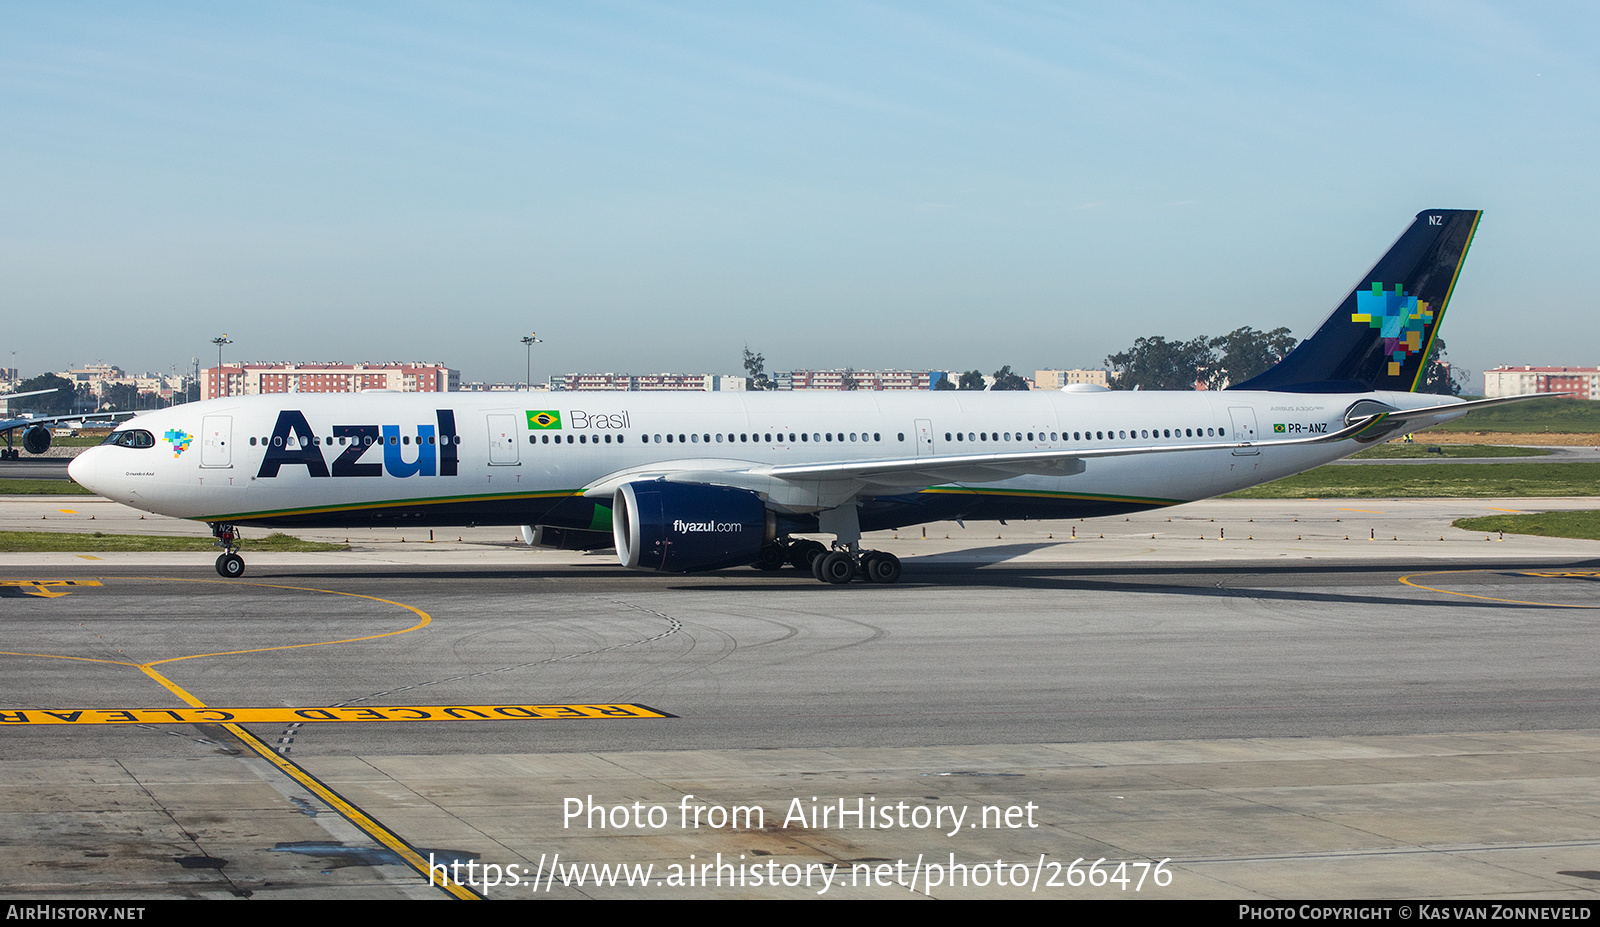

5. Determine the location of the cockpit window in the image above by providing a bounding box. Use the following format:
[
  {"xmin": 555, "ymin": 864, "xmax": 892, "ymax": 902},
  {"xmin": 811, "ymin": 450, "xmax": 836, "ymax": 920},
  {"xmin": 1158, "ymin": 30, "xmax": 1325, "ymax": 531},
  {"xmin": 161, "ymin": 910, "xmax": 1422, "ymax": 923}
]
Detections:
[{"xmin": 101, "ymin": 429, "xmax": 155, "ymax": 449}]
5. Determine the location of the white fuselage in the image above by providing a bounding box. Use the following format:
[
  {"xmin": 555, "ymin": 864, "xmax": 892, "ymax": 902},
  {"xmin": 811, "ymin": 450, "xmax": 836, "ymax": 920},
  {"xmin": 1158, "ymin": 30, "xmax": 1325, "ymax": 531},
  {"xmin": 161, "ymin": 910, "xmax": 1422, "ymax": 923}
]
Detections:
[{"xmin": 68, "ymin": 388, "xmax": 1463, "ymax": 531}]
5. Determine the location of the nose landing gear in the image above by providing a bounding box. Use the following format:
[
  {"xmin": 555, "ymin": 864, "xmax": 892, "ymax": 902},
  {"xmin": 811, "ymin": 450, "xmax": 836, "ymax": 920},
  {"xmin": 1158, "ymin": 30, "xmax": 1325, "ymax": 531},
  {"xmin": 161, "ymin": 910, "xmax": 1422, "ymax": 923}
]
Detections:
[{"xmin": 211, "ymin": 523, "xmax": 245, "ymax": 577}]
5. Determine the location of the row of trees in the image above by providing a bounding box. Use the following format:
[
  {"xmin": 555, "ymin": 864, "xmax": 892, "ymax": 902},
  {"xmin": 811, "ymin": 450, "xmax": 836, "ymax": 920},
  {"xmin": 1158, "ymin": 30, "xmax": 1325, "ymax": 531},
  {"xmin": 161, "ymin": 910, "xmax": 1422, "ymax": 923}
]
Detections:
[
  {"xmin": 1104, "ymin": 326, "xmax": 1298, "ymax": 392},
  {"xmin": 933, "ymin": 366, "xmax": 1029, "ymax": 390},
  {"xmin": 1103, "ymin": 326, "xmax": 1460, "ymax": 395}
]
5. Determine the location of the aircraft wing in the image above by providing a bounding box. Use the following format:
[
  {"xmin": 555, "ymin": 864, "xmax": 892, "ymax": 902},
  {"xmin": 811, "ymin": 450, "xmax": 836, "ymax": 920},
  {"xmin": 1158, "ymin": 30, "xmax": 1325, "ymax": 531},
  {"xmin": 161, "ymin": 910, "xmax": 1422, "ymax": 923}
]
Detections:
[
  {"xmin": 763, "ymin": 416, "xmax": 1376, "ymax": 489},
  {"xmin": 580, "ymin": 417, "xmax": 1378, "ymax": 510},
  {"xmin": 0, "ymin": 388, "xmax": 70, "ymax": 404},
  {"xmin": 0, "ymin": 410, "xmax": 139, "ymax": 440},
  {"xmin": 577, "ymin": 392, "xmax": 1551, "ymax": 509}
]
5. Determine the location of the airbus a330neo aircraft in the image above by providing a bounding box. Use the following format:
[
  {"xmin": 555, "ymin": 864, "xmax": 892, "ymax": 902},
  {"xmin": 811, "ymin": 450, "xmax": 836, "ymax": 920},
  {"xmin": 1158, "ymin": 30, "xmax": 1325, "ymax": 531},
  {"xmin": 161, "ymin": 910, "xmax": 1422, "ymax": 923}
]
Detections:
[{"xmin": 70, "ymin": 208, "xmax": 1524, "ymax": 583}]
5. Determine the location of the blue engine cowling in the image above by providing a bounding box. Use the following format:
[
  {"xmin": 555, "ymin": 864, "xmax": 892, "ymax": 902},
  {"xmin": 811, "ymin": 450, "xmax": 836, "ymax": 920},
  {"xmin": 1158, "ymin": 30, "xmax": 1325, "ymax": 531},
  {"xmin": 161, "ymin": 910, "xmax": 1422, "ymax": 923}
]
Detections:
[
  {"xmin": 612, "ymin": 480, "xmax": 774, "ymax": 573},
  {"xmin": 22, "ymin": 425, "xmax": 51, "ymax": 455}
]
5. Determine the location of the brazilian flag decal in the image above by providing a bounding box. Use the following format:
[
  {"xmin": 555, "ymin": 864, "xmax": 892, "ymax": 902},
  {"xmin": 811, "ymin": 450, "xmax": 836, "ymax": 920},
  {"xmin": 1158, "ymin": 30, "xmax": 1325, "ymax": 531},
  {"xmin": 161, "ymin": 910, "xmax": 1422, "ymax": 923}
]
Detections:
[
  {"xmin": 1273, "ymin": 423, "xmax": 1286, "ymax": 433},
  {"xmin": 527, "ymin": 410, "xmax": 562, "ymax": 430}
]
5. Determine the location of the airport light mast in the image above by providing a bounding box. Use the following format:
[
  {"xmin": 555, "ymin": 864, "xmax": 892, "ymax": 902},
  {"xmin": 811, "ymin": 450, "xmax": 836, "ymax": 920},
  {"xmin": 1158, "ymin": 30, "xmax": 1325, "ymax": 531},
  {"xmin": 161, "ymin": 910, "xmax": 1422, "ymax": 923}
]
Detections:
[
  {"xmin": 521, "ymin": 333, "xmax": 541, "ymax": 390},
  {"xmin": 211, "ymin": 335, "xmax": 232, "ymax": 398}
]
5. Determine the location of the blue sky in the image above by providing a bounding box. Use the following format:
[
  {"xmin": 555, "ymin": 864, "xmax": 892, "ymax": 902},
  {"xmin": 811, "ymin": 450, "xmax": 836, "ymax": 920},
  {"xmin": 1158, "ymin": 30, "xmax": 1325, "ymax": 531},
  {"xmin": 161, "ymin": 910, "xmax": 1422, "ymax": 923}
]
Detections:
[{"xmin": 4, "ymin": 2, "xmax": 1595, "ymax": 386}]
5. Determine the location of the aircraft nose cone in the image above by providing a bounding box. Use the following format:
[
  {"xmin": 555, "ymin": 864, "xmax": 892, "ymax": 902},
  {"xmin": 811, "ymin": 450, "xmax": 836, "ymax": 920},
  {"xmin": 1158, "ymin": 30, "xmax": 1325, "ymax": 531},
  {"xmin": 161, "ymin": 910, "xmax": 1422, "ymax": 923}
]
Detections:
[{"xmin": 67, "ymin": 448, "xmax": 98, "ymax": 493}]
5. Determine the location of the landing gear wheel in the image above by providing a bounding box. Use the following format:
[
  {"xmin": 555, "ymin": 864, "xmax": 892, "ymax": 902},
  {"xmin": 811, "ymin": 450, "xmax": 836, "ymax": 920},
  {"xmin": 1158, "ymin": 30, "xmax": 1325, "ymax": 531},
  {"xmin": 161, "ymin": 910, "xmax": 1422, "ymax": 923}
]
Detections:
[
  {"xmin": 862, "ymin": 552, "xmax": 902, "ymax": 584},
  {"xmin": 216, "ymin": 553, "xmax": 245, "ymax": 578},
  {"xmin": 791, "ymin": 539, "xmax": 826, "ymax": 572},
  {"xmin": 754, "ymin": 543, "xmax": 787, "ymax": 571},
  {"xmin": 818, "ymin": 551, "xmax": 857, "ymax": 585}
]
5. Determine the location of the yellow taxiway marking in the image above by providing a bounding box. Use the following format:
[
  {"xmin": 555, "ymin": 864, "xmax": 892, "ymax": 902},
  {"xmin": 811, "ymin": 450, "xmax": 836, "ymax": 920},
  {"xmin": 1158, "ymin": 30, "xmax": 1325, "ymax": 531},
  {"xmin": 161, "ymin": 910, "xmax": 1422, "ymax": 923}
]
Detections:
[
  {"xmin": 1487, "ymin": 507, "xmax": 1525, "ymax": 513},
  {"xmin": 1399, "ymin": 569, "xmax": 1600, "ymax": 609},
  {"xmin": 0, "ymin": 704, "xmax": 672, "ymax": 725},
  {"xmin": 0, "ymin": 578, "xmax": 489, "ymax": 900},
  {"xmin": 0, "ymin": 580, "xmax": 102, "ymax": 598},
  {"xmin": 56, "ymin": 509, "xmax": 77, "ymax": 514},
  {"xmin": 76, "ymin": 555, "xmax": 102, "ymax": 561},
  {"xmin": 1338, "ymin": 508, "xmax": 1387, "ymax": 514}
]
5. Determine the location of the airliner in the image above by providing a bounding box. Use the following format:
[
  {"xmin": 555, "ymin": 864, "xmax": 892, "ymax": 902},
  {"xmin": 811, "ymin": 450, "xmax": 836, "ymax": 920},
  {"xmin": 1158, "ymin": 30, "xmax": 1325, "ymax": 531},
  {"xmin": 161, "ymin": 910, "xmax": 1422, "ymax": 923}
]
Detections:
[
  {"xmin": 69, "ymin": 209, "xmax": 1524, "ymax": 583},
  {"xmin": 0, "ymin": 388, "xmax": 135, "ymax": 459}
]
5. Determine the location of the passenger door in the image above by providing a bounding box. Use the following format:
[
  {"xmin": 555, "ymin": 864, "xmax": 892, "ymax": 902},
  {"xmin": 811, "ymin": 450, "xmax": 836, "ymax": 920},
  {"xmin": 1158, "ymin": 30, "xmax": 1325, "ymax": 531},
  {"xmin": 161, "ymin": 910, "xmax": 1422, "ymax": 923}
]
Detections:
[
  {"xmin": 487, "ymin": 413, "xmax": 520, "ymax": 466},
  {"xmin": 1228, "ymin": 407, "xmax": 1260, "ymax": 456},
  {"xmin": 200, "ymin": 415, "xmax": 232, "ymax": 468}
]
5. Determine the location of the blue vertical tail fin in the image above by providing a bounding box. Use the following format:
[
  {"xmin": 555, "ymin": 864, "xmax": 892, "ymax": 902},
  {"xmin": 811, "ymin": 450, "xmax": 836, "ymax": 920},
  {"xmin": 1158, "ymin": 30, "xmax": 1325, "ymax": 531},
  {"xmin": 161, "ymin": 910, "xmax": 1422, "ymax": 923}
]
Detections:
[{"xmin": 1230, "ymin": 209, "xmax": 1481, "ymax": 393}]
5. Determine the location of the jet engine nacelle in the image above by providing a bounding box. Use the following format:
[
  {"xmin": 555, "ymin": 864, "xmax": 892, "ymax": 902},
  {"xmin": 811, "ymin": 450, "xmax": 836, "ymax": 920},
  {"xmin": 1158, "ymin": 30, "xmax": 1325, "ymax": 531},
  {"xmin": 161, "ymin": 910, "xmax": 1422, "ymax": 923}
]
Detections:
[
  {"xmin": 612, "ymin": 480, "xmax": 774, "ymax": 573},
  {"xmin": 22, "ymin": 426, "xmax": 51, "ymax": 455}
]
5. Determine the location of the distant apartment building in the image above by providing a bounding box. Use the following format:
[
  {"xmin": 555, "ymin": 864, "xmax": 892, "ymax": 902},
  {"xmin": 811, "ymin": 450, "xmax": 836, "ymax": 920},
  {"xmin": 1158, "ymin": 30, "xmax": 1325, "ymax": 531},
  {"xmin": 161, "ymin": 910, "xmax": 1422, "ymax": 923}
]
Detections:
[
  {"xmin": 547, "ymin": 368, "xmax": 959, "ymax": 392},
  {"xmin": 203, "ymin": 362, "xmax": 458, "ymax": 400},
  {"xmin": 550, "ymin": 373, "xmax": 746, "ymax": 392},
  {"xmin": 53, "ymin": 364, "xmax": 190, "ymax": 406},
  {"xmin": 1034, "ymin": 369, "xmax": 1110, "ymax": 390},
  {"xmin": 782, "ymin": 369, "xmax": 941, "ymax": 391},
  {"xmin": 58, "ymin": 363, "xmax": 127, "ymax": 387},
  {"xmin": 1483, "ymin": 366, "xmax": 1600, "ymax": 401}
]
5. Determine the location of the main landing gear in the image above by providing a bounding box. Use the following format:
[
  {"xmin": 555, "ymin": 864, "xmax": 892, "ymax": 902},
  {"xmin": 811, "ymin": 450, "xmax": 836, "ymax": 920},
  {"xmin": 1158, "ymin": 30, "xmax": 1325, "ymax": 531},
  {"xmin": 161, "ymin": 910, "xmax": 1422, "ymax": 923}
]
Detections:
[
  {"xmin": 211, "ymin": 523, "xmax": 245, "ymax": 577},
  {"xmin": 754, "ymin": 537, "xmax": 902, "ymax": 585}
]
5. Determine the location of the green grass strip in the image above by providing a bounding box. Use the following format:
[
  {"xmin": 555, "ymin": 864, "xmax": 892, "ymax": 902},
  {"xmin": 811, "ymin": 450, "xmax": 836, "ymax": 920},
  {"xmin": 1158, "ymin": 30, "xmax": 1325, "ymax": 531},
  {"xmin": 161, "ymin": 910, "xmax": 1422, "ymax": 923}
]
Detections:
[
  {"xmin": 1348, "ymin": 443, "xmax": 1549, "ymax": 459},
  {"xmin": 1436, "ymin": 396, "xmax": 1600, "ymax": 434},
  {"xmin": 1226, "ymin": 462, "xmax": 1600, "ymax": 499},
  {"xmin": 0, "ymin": 479, "xmax": 93, "ymax": 495},
  {"xmin": 0, "ymin": 531, "xmax": 347, "ymax": 552},
  {"xmin": 1452, "ymin": 510, "xmax": 1600, "ymax": 541}
]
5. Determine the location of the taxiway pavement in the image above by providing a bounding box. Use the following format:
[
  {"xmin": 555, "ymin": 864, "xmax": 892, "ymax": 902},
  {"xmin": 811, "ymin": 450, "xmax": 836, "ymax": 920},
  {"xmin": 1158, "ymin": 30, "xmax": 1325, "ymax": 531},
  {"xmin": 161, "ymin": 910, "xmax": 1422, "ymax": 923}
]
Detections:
[{"xmin": 2, "ymin": 495, "xmax": 1599, "ymax": 899}]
